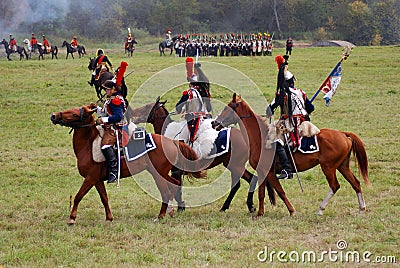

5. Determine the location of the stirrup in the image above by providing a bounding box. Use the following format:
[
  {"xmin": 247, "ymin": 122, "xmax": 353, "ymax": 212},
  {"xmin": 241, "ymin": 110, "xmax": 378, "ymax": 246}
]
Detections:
[
  {"xmin": 107, "ymin": 173, "xmax": 118, "ymax": 183},
  {"xmin": 277, "ymin": 169, "xmax": 293, "ymax": 180}
]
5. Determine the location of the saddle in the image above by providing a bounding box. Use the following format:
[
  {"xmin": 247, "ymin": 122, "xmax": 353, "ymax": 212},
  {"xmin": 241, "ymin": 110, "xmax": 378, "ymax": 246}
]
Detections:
[{"xmin": 266, "ymin": 120, "xmax": 320, "ymax": 153}]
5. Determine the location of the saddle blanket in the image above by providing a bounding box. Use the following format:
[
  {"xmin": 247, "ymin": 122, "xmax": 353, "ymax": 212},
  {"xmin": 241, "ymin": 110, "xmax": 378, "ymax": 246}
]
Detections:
[
  {"xmin": 124, "ymin": 133, "xmax": 156, "ymax": 161},
  {"xmin": 205, "ymin": 128, "xmax": 230, "ymax": 159},
  {"xmin": 298, "ymin": 136, "xmax": 319, "ymax": 154}
]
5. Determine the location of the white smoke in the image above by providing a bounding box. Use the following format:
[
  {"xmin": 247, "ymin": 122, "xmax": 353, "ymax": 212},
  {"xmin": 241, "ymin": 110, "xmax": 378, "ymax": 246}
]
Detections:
[{"xmin": 1, "ymin": 0, "xmax": 70, "ymax": 37}]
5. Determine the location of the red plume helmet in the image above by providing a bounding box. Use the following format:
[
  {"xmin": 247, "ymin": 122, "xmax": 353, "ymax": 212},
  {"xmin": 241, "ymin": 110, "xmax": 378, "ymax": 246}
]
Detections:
[
  {"xmin": 275, "ymin": 55, "xmax": 285, "ymax": 70},
  {"xmin": 185, "ymin": 57, "xmax": 194, "ymax": 81},
  {"xmin": 116, "ymin": 61, "xmax": 128, "ymax": 87}
]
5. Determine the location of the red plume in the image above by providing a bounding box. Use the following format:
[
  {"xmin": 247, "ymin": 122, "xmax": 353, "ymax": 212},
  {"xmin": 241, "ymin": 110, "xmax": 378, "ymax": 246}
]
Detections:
[
  {"xmin": 275, "ymin": 55, "xmax": 284, "ymax": 70},
  {"xmin": 116, "ymin": 61, "xmax": 128, "ymax": 87},
  {"xmin": 185, "ymin": 57, "xmax": 194, "ymax": 81}
]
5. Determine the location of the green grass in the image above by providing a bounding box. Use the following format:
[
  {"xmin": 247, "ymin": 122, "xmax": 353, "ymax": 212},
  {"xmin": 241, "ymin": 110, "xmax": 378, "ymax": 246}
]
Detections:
[{"xmin": 0, "ymin": 44, "xmax": 399, "ymax": 267}]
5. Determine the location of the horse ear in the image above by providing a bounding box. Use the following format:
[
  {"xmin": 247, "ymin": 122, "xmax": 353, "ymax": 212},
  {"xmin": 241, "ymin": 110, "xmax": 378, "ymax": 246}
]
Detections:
[
  {"xmin": 232, "ymin": 93, "xmax": 237, "ymax": 102},
  {"xmin": 155, "ymin": 96, "xmax": 160, "ymax": 103}
]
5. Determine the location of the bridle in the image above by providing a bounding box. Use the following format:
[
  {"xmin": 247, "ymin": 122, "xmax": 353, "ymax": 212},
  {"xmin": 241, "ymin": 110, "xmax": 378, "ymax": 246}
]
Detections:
[
  {"xmin": 214, "ymin": 101, "xmax": 252, "ymax": 128},
  {"xmin": 54, "ymin": 107, "xmax": 92, "ymax": 130},
  {"xmin": 147, "ymin": 101, "xmax": 169, "ymax": 123}
]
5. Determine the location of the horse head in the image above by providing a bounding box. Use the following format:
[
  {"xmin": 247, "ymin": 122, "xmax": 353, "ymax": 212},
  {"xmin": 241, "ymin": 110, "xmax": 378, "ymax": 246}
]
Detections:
[
  {"xmin": 88, "ymin": 57, "xmax": 96, "ymax": 70},
  {"xmin": 62, "ymin": 41, "xmax": 68, "ymax": 47},
  {"xmin": 1, "ymin": 39, "xmax": 6, "ymax": 46},
  {"xmin": 51, "ymin": 103, "xmax": 97, "ymax": 128},
  {"xmin": 212, "ymin": 93, "xmax": 242, "ymax": 130}
]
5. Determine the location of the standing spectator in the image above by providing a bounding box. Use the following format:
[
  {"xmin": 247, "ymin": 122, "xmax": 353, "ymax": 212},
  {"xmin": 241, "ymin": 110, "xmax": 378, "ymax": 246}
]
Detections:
[{"xmin": 286, "ymin": 37, "xmax": 293, "ymax": 55}]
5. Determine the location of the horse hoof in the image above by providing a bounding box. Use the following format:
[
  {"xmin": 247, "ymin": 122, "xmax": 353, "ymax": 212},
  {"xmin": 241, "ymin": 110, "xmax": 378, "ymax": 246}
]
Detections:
[
  {"xmin": 290, "ymin": 211, "xmax": 296, "ymax": 217},
  {"xmin": 168, "ymin": 207, "xmax": 175, "ymax": 218},
  {"xmin": 67, "ymin": 219, "xmax": 76, "ymax": 225},
  {"xmin": 177, "ymin": 206, "xmax": 185, "ymax": 213},
  {"xmin": 249, "ymin": 207, "xmax": 256, "ymax": 213}
]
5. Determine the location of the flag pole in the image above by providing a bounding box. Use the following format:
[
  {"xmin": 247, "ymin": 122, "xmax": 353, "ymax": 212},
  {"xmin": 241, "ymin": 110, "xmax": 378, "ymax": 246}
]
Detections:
[{"xmin": 310, "ymin": 46, "xmax": 352, "ymax": 103}]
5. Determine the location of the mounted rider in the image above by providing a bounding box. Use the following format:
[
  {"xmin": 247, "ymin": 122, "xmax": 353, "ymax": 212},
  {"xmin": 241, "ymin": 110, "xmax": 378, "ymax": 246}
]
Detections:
[
  {"xmin": 95, "ymin": 62, "xmax": 128, "ymax": 183},
  {"xmin": 175, "ymin": 57, "xmax": 212, "ymax": 145},
  {"xmin": 165, "ymin": 29, "xmax": 172, "ymax": 46},
  {"xmin": 42, "ymin": 35, "xmax": 50, "ymax": 52},
  {"xmin": 125, "ymin": 28, "xmax": 134, "ymax": 49},
  {"xmin": 88, "ymin": 48, "xmax": 114, "ymax": 87},
  {"xmin": 9, "ymin": 34, "xmax": 17, "ymax": 52},
  {"xmin": 70, "ymin": 35, "xmax": 78, "ymax": 49},
  {"xmin": 266, "ymin": 55, "xmax": 314, "ymax": 179},
  {"xmin": 30, "ymin": 33, "xmax": 38, "ymax": 52}
]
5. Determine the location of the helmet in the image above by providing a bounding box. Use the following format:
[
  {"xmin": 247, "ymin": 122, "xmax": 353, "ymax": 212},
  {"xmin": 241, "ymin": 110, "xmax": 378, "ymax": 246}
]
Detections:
[
  {"xmin": 102, "ymin": 80, "xmax": 116, "ymax": 90},
  {"xmin": 9, "ymin": 34, "xmax": 13, "ymax": 37},
  {"xmin": 96, "ymin": 49, "xmax": 104, "ymax": 56},
  {"xmin": 42, "ymin": 35, "xmax": 46, "ymax": 38}
]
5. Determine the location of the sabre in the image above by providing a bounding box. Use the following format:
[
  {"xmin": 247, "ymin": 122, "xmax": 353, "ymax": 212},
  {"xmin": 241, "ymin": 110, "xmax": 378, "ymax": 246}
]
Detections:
[
  {"xmin": 114, "ymin": 127, "xmax": 121, "ymax": 188},
  {"xmin": 124, "ymin": 69, "xmax": 135, "ymax": 78},
  {"xmin": 283, "ymin": 133, "xmax": 304, "ymax": 193}
]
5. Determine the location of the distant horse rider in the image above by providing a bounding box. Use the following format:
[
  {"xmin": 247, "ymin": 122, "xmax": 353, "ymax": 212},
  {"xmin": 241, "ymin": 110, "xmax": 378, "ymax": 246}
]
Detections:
[
  {"xmin": 165, "ymin": 29, "xmax": 172, "ymax": 46},
  {"xmin": 125, "ymin": 28, "xmax": 133, "ymax": 49},
  {"xmin": 9, "ymin": 34, "xmax": 17, "ymax": 52},
  {"xmin": 30, "ymin": 33, "xmax": 38, "ymax": 51},
  {"xmin": 70, "ymin": 35, "xmax": 78, "ymax": 49},
  {"xmin": 42, "ymin": 35, "xmax": 50, "ymax": 52},
  {"xmin": 95, "ymin": 62, "xmax": 128, "ymax": 183},
  {"xmin": 266, "ymin": 55, "xmax": 314, "ymax": 179},
  {"xmin": 175, "ymin": 57, "xmax": 212, "ymax": 145},
  {"xmin": 88, "ymin": 48, "xmax": 114, "ymax": 87}
]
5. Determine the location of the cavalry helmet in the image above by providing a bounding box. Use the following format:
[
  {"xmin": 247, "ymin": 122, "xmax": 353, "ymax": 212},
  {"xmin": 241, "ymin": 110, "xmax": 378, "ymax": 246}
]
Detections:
[{"xmin": 96, "ymin": 48, "xmax": 104, "ymax": 56}]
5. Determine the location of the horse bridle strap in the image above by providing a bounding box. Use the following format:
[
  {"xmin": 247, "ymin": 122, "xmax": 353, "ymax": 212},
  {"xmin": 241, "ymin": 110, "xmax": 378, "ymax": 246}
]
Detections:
[{"xmin": 58, "ymin": 108, "xmax": 92, "ymax": 130}]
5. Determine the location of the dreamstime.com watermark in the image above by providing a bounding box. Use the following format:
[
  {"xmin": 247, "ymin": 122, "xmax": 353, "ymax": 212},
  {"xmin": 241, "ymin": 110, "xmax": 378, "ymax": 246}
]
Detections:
[{"xmin": 257, "ymin": 240, "xmax": 397, "ymax": 264}]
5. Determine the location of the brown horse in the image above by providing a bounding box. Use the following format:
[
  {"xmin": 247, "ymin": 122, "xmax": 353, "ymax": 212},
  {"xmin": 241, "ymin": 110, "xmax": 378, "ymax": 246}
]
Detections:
[
  {"xmin": 213, "ymin": 93, "xmax": 370, "ymax": 216},
  {"xmin": 51, "ymin": 103, "xmax": 205, "ymax": 224},
  {"xmin": 129, "ymin": 97, "xmax": 276, "ymax": 213}
]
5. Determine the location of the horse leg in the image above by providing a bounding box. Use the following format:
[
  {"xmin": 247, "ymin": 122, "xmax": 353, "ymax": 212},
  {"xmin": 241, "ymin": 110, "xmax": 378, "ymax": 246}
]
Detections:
[
  {"xmin": 317, "ymin": 165, "xmax": 341, "ymax": 215},
  {"xmin": 337, "ymin": 158, "xmax": 366, "ymax": 213},
  {"xmin": 94, "ymin": 181, "xmax": 113, "ymax": 221},
  {"xmin": 68, "ymin": 178, "xmax": 96, "ymax": 225},
  {"xmin": 171, "ymin": 168, "xmax": 185, "ymax": 212},
  {"xmin": 259, "ymin": 172, "xmax": 296, "ymax": 217},
  {"xmin": 148, "ymin": 167, "xmax": 174, "ymax": 219},
  {"xmin": 220, "ymin": 177, "xmax": 240, "ymax": 212},
  {"xmin": 241, "ymin": 169, "xmax": 258, "ymax": 213}
]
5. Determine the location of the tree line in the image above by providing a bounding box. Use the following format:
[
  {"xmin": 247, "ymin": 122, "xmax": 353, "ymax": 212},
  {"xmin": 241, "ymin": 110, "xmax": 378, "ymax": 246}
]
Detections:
[{"xmin": 1, "ymin": 0, "xmax": 399, "ymax": 45}]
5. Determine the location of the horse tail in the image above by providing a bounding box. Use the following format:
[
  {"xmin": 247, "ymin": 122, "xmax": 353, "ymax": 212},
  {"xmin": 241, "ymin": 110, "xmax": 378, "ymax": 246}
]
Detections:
[
  {"xmin": 54, "ymin": 46, "xmax": 58, "ymax": 55},
  {"xmin": 159, "ymin": 42, "xmax": 163, "ymax": 51},
  {"xmin": 23, "ymin": 48, "xmax": 28, "ymax": 59},
  {"xmin": 175, "ymin": 140, "xmax": 206, "ymax": 179},
  {"xmin": 344, "ymin": 132, "xmax": 370, "ymax": 187}
]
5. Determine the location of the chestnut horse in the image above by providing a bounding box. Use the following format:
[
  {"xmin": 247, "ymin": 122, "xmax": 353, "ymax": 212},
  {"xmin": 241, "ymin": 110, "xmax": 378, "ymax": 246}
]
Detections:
[
  {"xmin": 51, "ymin": 103, "xmax": 205, "ymax": 224},
  {"xmin": 129, "ymin": 97, "xmax": 276, "ymax": 213},
  {"xmin": 213, "ymin": 93, "xmax": 370, "ymax": 216}
]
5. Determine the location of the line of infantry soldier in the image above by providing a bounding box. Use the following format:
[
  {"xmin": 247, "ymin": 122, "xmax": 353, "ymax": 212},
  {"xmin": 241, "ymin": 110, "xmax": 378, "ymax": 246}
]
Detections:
[{"xmin": 167, "ymin": 31, "xmax": 274, "ymax": 57}]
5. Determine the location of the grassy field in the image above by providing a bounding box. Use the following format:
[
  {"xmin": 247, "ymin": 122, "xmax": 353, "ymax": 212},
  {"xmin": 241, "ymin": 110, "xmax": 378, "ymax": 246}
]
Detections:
[{"xmin": 0, "ymin": 44, "xmax": 399, "ymax": 267}]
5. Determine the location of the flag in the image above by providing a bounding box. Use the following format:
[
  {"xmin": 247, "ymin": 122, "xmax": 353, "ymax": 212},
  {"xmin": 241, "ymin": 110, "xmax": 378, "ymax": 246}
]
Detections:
[
  {"xmin": 320, "ymin": 61, "xmax": 342, "ymax": 106},
  {"xmin": 310, "ymin": 46, "xmax": 352, "ymax": 106}
]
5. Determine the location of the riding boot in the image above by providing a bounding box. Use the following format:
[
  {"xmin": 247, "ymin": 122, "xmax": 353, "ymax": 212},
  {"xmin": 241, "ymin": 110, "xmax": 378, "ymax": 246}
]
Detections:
[
  {"xmin": 101, "ymin": 147, "xmax": 118, "ymax": 183},
  {"xmin": 275, "ymin": 143, "xmax": 293, "ymax": 179}
]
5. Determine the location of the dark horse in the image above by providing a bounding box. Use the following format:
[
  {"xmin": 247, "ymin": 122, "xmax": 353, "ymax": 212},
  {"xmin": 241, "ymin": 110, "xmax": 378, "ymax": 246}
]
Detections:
[
  {"xmin": 38, "ymin": 44, "xmax": 58, "ymax": 60},
  {"xmin": 159, "ymin": 36, "xmax": 178, "ymax": 56},
  {"xmin": 125, "ymin": 38, "xmax": 138, "ymax": 57},
  {"xmin": 129, "ymin": 97, "xmax": 276, "ymax": 213},
  {"xmin": 1, "ymin": 39, "xmax": 28, "ymax": 61},
  {"xmin": 62, "ymin": 40, "xmax": 86, "ymax": 59},
  {"xmin": 87, "ymin": 58, "xmax": 128, "ymax": 101},
  {"xmin": 213, "ymin": 93, "xmax": 370, "ymax": 217},
  {"xmin": 51, "ymin": 103, "xmax": 205, "ymax": 224}
]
